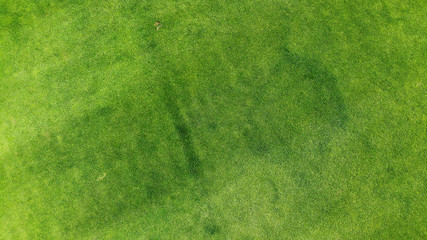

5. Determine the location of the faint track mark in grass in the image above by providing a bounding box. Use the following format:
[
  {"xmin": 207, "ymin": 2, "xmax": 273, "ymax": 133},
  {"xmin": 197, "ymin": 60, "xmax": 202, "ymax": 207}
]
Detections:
[
  {"xmin": 162, "ymin": 81, "xmax": 202, "ymax": 178},
  {"xmin": 263, "ymin": 177, "xmax": 280, "ymax": 203}
]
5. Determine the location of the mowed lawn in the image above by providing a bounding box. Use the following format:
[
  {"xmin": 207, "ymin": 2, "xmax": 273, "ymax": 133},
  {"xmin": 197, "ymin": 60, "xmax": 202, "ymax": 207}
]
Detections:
[{"xmin": 0, "ymin": 0, "xmax": 425, "ymax": 239}]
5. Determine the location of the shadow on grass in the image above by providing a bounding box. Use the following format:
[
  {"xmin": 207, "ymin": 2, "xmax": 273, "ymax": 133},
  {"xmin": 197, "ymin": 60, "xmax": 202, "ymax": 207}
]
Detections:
[
  {"xmin": 162, "ymin": 81, "xmax": 203, "ymax": 178},
  {"xmin": 8, "ymin": 90, "xmax": 193, "ymax": 236},
  {"xmin": 274, "ymin": 47, "xmax": 348, "ymax": 128}
]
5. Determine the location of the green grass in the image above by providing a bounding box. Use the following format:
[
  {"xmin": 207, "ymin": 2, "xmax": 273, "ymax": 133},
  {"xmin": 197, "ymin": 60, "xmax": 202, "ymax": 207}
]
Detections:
[{"xmin": 0, "ymin": 0, "xmax": 426, "ymax": 239}]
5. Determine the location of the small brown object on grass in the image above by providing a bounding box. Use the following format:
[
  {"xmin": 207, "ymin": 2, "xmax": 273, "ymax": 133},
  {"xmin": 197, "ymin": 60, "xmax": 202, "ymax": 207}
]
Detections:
[
  {"xmin": 97, "ymin": 172, "xmax": 107, "ymax": 182},
  {"xmin": 154, "ymin": 21, "xmax": 162, "ymax": 30}
]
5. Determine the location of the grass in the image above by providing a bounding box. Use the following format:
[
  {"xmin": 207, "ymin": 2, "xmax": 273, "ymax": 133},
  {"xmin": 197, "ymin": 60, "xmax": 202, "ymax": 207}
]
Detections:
[{"xmin": 0, "ymin": 0, "xmax": 426, "ymax": 239}]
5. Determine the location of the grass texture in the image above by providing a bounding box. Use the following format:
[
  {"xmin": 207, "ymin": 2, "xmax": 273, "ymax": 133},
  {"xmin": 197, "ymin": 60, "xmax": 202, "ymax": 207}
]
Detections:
[{"xmin": 0, "ymin": 0, "xmax": 426, "ymax": 239}]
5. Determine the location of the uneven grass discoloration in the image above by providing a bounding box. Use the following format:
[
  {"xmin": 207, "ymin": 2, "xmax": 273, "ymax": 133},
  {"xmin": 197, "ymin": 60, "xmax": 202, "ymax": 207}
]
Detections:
[
  {"xmin": 162, "ymin": 81, "xmax": 203, "ymax": 178},
  {"xmin": 0, "ymin": 0, "xmax": 425, "ymax": 239},
  {"xmin": 274, "ymin": 47, "xmax": 348, "ymax": 128}
]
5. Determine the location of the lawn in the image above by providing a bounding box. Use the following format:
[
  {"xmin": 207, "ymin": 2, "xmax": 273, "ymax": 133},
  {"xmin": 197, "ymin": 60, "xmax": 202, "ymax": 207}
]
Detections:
[{"xmin": 0, "ymin": 0, "xmax": 426, "ymax": 239}]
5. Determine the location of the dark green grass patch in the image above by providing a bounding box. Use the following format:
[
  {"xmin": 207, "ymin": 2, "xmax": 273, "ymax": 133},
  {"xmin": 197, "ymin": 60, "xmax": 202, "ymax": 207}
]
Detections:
[{"xmin": 1, "ymin": 0, "xmax": 426, "ymax": 239}]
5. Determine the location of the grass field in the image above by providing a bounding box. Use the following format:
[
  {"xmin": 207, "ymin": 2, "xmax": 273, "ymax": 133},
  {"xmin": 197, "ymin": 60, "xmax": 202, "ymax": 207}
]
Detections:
[{"xmin": 0, "ymin": 0, "xmax": 426, "ymax": 239}]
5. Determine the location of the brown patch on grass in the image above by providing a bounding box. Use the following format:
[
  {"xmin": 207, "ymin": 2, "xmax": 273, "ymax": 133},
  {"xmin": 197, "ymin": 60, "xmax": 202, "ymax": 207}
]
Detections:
[{"xmin": 154, "ymin": 21, "xmax": 162, "ymax": 30}]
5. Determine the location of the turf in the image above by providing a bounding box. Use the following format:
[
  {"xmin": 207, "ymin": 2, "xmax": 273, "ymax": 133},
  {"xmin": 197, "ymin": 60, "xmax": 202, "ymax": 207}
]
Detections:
[{"xmin": 0, "ymin": 0, "xmax": 426, "ymax": 239}]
